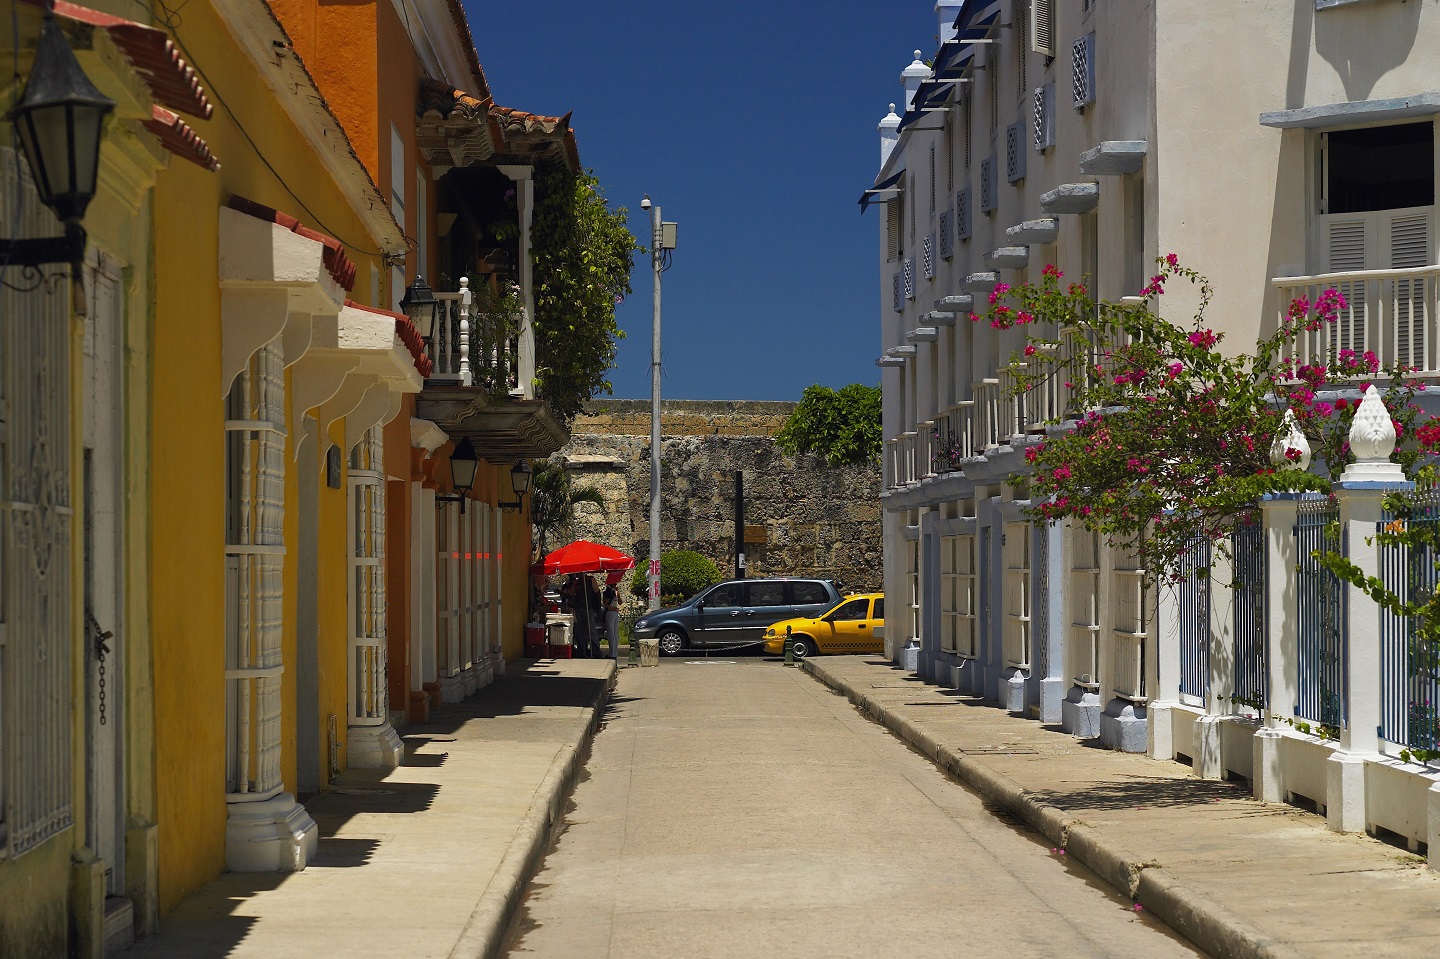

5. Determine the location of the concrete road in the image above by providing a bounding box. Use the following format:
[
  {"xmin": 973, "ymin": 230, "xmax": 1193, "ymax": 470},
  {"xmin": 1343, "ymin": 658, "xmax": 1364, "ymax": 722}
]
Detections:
[{"xmin": 500, "ymin": 657, "xmax": 1201, "ymax": 958}]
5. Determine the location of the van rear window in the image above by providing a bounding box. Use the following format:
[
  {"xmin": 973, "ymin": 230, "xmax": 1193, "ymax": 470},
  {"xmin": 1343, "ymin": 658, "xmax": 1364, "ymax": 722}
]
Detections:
[{"xmin": 790, "ymin": 582, "xmax": 831, "ymax": 604}]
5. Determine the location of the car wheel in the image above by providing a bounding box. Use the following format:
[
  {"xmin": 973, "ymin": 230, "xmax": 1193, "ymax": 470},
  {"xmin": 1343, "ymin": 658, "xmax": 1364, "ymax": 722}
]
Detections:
[
  {"xmin": 657, "ymin": 628, "xmax": 685, "ymax": 656},
  {"xmin": 790, "ymin": 636, "xmax": 818, "ymax": 660}
]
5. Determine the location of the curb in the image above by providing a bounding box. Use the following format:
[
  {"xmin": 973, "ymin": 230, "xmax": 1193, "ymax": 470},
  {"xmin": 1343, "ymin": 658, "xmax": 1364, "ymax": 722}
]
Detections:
[
  {"xmin": 447, "ymin": 662, "xmax": 617, "ymax": 959},
  {"xmin": 803, "ymin": 659, "xmax": 1305, "ymax": 959}
]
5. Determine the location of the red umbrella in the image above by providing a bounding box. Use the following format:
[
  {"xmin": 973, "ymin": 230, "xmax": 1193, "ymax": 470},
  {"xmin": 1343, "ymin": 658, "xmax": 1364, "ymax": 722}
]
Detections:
[{"xmin": 541, "ymin": 540, "xmax": 636, "ymax": 576}]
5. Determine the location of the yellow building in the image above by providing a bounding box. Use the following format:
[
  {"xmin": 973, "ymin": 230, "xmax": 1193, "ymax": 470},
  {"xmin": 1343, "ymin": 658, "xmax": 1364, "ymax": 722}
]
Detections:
[
  {"xmin": 146, "ymin": 0, "xmax": 430, "ymax": 917},
  {"xmin": 0, "ymin": 0, "xmax": 219, "ymax": 953}
]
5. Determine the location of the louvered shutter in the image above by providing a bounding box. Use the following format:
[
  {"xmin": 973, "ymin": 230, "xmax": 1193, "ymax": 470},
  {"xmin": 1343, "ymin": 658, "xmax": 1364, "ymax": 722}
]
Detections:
[
  {"xmin": 1327, "ymin": 218, "xmax": 1369, "ymax": 356},
  {"xmin": 1072, "ymin": 34, "xmax": 1095, "ymax": 109},
  {"xmin": 929, "ymin": 145, "xmax": 937, "ymax": 216},
  {"xmin": 1033, "ymin": 84, "xmax": 1055, "ymax": 151},
  {"xmin": 956, "ymin": 187, "xmax": 972, "ymax": 240},
  {"xmin": 1031, "ymin": 0, "xmax": 1055, "ymax": 56},
  {"xmin": 939, "ymin": 211, "xmax": 953, "ymax": 259},
  {"xmin": 887, "ymin": 202, "xmax": 901, "ymax": 260},
  {"xmin": 1006, "ymin": 123, "xmax": 1026, "ymax": 182},
  {"xmin": 1390, "ymin": 212, "xmax": 1430, "ymax": 370},
  {"xmin": 893, "ymin": 272, "xmax": 903, "ymax": 312}
]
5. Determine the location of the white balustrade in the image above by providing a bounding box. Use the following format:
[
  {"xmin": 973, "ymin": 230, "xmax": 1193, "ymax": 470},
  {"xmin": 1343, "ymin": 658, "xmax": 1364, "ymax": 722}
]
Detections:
[{"xmin": 1275, "ymin": 265, "xmax": 1440, "ymax": 376}]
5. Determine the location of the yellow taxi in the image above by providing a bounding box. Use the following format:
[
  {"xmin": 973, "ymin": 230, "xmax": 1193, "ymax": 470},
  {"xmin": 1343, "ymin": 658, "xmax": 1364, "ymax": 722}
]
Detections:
[{"xmin": 761, "ymin": 592, "xmax": 885, "ymax": 659}]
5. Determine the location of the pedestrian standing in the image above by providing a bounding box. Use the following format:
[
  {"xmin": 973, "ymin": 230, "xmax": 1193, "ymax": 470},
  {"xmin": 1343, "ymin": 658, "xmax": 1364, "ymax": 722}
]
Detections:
[
  {"xmin": 584, "ymin": 575, "xmax": 603, "ymax": 658},
  {"xmin": 602, "ymin": 581, "xmax": 621, "ymax": 659}
]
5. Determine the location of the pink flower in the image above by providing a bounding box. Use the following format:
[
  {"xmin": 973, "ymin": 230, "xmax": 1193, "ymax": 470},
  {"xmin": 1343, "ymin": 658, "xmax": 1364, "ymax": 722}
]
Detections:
[
  {"xmin": 1023, "ymin": 344, "xmax": 1037, "ymax": 356},
  {"xmin": 1042, "ymin": 264, "xmax": 1063, "ymax": 279},
  {"xmin": 1053, "ymin": 465, "xmax": 1073, "ymax": 481},
  {"xmin": 1168, "ymin": 362, "xmax": 1183, "ymax": 378},
  {"xmin": 1187, "ymin": 329, "xmax": 1217, "ymax": 350},
  {"xmin": 1165, "ymin": 253, "xmax": 1179, "ymax": 269}
]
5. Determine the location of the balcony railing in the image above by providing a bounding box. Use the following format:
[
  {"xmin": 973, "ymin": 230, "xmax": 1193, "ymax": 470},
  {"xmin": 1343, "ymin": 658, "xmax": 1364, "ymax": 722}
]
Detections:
[
  {"xmin": 920, "ymin": 419, "xmax": 937, "ymax": 480},
  {"xmin": 1275, "ymin": 265, "xmax": 1440, "ymax": 375},
  {"xmin": 428, "ymin": 278, "xmax": 523, "ymax": 395}
]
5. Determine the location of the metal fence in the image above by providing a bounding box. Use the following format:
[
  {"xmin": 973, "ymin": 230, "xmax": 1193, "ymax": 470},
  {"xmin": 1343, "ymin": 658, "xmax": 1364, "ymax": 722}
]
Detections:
[
  {"xmin": 1176, "ymin": 537, "xmax": 1211, "ymax": 700},
  {"xmin": 1295, "ymin": 497, "xmax": 1345, "ymax": 728},
  {"xmin": 1231, "ymin": 513, "xmax": 1267, "ymax": 707},
  {"xmin": 1379, "ymin": 487, "xmax": 1440, "ymax": 752}
]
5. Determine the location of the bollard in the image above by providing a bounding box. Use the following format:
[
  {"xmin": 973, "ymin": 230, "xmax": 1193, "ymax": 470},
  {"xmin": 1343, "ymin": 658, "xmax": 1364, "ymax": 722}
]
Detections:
[
  {"xmin": 628, "ymin": 634, "xmax": 638, "ymax": 667},
  {"xmin": 784, "ymin": 624, "xmax": 794, "ymax": 666}
]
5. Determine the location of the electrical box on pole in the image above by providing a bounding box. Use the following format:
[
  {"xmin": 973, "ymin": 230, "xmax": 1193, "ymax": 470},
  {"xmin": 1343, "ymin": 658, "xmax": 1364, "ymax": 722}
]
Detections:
[{"xmin": 660, "ymin": 222, "xmax": 677, "ymax": 249}]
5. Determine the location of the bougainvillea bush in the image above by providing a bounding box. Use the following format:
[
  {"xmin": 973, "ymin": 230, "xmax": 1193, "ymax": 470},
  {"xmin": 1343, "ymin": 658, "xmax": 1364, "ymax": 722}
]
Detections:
[{"xmin": 980, "ymin": 256, "xmax": 1440, "ymax": 586}]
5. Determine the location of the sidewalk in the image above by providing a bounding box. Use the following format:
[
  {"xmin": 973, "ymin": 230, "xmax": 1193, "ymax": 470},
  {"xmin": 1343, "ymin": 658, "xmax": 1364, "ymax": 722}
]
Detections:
[
  {"xmin": 805, "ymin": 656, "xmax": 1440, "ymax": 959},
  {"xmin": 127, "ymin": 658, "xmax": 614, "ymax": 959}
]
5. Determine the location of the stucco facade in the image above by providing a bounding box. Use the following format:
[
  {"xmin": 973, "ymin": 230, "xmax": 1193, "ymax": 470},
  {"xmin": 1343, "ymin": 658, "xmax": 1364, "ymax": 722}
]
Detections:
[{"xmin": 872, "ymin": 0, "xmax": 1440, "ymax": 855}]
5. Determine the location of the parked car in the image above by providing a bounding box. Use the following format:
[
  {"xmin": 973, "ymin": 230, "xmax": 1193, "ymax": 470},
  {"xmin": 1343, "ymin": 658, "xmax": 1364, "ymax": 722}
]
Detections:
[
  {"xmin": 761, "ymin": 593, "xmax": 886, "ymax": 659},
  {"xmin": 631, "ymin": 577, "xmax": 845, "ymax": 655}
]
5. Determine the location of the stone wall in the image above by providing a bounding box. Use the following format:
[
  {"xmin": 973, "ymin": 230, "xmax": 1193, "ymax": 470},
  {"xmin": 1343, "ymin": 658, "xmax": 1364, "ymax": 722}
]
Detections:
[{"xmin": 555, "ymin": 400, "xmax": 882, "ymax": 594}]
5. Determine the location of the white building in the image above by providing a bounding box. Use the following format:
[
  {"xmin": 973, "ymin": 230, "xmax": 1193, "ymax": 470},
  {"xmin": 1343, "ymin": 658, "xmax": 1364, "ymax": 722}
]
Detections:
[{"xmin": 870, "ymin": 0, "xmax": 1440, "ymax": 852}]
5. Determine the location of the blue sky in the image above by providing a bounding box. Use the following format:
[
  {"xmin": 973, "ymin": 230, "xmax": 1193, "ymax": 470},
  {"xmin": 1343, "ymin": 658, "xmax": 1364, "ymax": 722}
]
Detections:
[{"xmin": 466, "ymin": 1, "xmax": 938, "ymax": 402}]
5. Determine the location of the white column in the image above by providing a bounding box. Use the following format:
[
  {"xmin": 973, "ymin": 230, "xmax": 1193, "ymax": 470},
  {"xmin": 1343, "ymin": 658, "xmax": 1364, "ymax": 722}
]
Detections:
[
  {"xmin": 1326, "ymin": 386, "xmax": 1411, "ymax": 832},
  {"xmin": 499, "ymin": 165, "xmax": 535, "ymax": 398}
]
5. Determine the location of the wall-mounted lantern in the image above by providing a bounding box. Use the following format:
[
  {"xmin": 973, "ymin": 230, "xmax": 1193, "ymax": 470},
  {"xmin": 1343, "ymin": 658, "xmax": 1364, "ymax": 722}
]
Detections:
[
  {"xmin": 498, "ymin": 459, "xmax": 531, "ymax": 512},
  {"xmin": 4, "ymin": 11, "xmax": 115, "ymax": 267},
  {"xmin": 435, "ymin": 437, "xmax": 479, "ymax": 513},
  {"xmin": 399, "ymin": 275, "xmax": 438, "ymax": 342}
]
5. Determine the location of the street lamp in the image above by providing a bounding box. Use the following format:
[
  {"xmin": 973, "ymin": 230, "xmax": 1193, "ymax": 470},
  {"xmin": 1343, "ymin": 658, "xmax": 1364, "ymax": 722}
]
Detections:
[
  {"xmin": 436, "ymin": 437, "xmax": 479, "ymax": 513},
  {"xmin": 640, "ymin": 194, "xmax": 676, "ymax": 610},
  {"xmin": 4, "ymin": 10, "xmax": 115, "ymax": 267},
  {"xmin": 399, "ymin": 275, "xmax": 438, "ymax": 342},
  {"xmin": 498, "ymin": 459, "xmax": 532, "ymax": 512}
]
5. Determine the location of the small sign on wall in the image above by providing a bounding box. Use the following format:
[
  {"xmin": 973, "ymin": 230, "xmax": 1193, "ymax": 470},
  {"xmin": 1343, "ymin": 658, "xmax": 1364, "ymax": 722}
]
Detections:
[{"xmin": 326, "ymin": 445, "xmax": 342, "ymax": 489}]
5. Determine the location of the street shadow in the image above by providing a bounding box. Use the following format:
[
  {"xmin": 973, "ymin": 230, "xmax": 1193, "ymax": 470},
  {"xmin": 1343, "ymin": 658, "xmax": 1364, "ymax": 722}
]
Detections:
[
  {"xmin": 1037, "ymin": 775, "xmax": 1244, "ymax": 811},
  {"xmin": 311, "ymin": 836, "xmax": 381, "ymax": 868}
]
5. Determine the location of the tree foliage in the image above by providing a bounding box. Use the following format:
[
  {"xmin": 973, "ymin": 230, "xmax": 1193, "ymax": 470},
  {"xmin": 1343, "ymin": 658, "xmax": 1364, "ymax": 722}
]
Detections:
[
  {"xmin": 529, "ymin": 459, "xmax": 606, "ymax": 559},
  {"xmin": 775, "ymin": 384, "xmax": 883, "ymax": 467},
  {"xmin": 628, "ymin": 550, "xmax": 722, "ymax": 602},
  {"xmin": 529, "ymin": 168, "xmax": 643, "ymax": 422}
]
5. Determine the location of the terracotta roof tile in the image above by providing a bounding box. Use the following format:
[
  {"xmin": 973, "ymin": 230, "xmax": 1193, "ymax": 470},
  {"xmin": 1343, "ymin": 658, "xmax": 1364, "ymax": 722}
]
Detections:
[
  {"xmin": 344, "ymin": 299, "xmax": 433, "ymax": 378},
  {"xmin": 225, "ymin": 195, "xmax": 357, "ymax": 292},
  {"xmin": 46, "ymin": 0, "xmax": 212, "ymax": 119},
  {"xmin": 142, "ymin": 105, "xmax": 218, "ymax": 171}
]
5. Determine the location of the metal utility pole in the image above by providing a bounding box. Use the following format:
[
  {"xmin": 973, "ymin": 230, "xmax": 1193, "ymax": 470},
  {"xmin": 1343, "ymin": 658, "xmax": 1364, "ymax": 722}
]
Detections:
[
  {"xmin": 642, "ymin": 197, "xmax": 676, "ymax": 610},
  {"xmin": 734, "ymin": 470, "xmax": 745, "ymax": 579}
]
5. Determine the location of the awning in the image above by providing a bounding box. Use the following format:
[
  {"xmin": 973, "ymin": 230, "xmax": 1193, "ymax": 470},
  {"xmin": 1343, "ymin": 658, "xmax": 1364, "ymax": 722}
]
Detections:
[
  {"xmin": 898, "ymin": 79, "xmax": 959, "ymax": 132},
  {"xmin": 859, "ymin": 169, "xmax": 903, "ymax": 213},
  {"xmin": 934, "ymin": 40, "xmax": 979, "ymax": 78},
  {"xmin": 226, "ymin": 195, "xmax": 358, "ymax": 292},
  {"xmin": 47, "ymin": 0, "xmax": 212, "ymax": 119},
  {"xmin": 344, "ymin": 300, "xmax": 433, "ymax": 378}
]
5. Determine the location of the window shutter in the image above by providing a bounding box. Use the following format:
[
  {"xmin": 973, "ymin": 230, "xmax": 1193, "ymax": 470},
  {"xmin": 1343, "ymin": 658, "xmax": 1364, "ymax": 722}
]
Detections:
[
  {"xmin": 904, "ymin": 257, "xmax": 916, "ymax": 300},
  {"xmin": 929, "ymin": 145, "xmax": 937, "ymax": 216},
  {"xmin": 923, "ymin": 232, "xmax": 936, "ymax": 279},
  {"xmin": 1033, "ymin": 84, "xmax": 1055, "ymax": 151},
  {"xmin": 945, "ymin": 113, "xmax": 955, "ymax": 193},
  {"xmin": 1031, "ymin": 0, "xmax": 1055, "ymax": 57},
  {"xmin": 980, "ymin": 158, "xmax": 996, "ymax": 213},
  {"xmin": 939, "ymin": 210, "xmax": 954, "ymax": 259},
  {"xmin": 1390, "ymin": 213, "xmax": 1430, "ymax": 269},
  {"xmin": 956, "ymin": 187, "xmax": 972, "ymax": 240},
  {"xmin": 963, "ymin": 93, "xmax": 973, "ymax": 169},
  {"xmin": 1072, "ymin": 34, "xmax": 1096, "ymax": 109},
  {"xmin": 887, "ymin": 202, "xmax": 901, "ymax": 260},
  {"xmin": 1390, "ymin": 212, "xmax": 1430, "ymax": 369},
  {"xmin": 893, "ymin": 272, "xmax": 904, "ymax": 312},
  {"xmin": 1006, "ymin": 123, "xmax": 1026, "ymax": 182},
  {"xmin": 1327, "ymin": 218, "xmax": 1369, "ymax": 355}
]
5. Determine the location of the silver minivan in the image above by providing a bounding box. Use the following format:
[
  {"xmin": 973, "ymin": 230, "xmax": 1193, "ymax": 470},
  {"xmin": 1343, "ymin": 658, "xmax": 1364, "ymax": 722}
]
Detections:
[{"xmin": 632, "ymin": 577, "xmax": 844, "ymax": 655}]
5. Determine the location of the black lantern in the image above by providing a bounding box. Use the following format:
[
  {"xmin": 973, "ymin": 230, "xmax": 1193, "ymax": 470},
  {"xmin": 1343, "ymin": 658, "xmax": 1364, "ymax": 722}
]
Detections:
[
  {"xmin": 436, "ymin": 437, "xmax": 479, "ymax": 513},
  {"xmin": 399, "ymin": 275, "xmax": 438, "ymax": 341},
  {"xmin": 499, "ymin": 459, "xmax": 531, "ymax": 512},
  {"xmin": 4, "ymin": 12, "xmax": 115, "ymax": 266}
]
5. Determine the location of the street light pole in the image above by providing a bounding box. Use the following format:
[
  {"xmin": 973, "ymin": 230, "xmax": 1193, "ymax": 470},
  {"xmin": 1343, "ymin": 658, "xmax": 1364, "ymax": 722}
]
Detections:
[{"xmin": 645, "ymin": 195, "xmax": 663, "ymax": 611}]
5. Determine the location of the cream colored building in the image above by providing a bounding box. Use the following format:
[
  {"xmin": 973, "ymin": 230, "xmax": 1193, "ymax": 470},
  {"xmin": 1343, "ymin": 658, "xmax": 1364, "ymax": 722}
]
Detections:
[{"xmin": 872, "ymin": 0, "xmax": 1440, "ymax": 850}]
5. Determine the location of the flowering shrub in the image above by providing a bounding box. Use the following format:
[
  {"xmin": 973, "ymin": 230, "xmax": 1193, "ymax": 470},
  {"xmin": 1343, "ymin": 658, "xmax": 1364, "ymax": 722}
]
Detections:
[{"xmin": 980, "ymin": 255, "xmax": 1440, "ymax": 587}]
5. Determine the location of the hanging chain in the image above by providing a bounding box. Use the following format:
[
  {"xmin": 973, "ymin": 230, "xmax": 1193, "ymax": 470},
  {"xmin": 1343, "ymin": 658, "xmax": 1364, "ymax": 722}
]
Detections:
[{"xmin": 87, "ymin": 608, "xmax": 113, "ymax": 726}]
